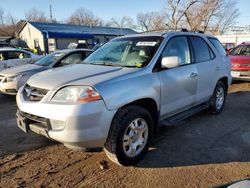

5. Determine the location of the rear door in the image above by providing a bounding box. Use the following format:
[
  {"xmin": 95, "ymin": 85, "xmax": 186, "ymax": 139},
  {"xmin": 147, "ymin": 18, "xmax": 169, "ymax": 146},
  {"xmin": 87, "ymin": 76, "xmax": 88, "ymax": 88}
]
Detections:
[
  {"xmin": 158, "ymin": 36, "xmax": 198, "ymax": 118},
  {"xmin": 189, "ymin": 36, "xmax": 218, "ymax": 104}
]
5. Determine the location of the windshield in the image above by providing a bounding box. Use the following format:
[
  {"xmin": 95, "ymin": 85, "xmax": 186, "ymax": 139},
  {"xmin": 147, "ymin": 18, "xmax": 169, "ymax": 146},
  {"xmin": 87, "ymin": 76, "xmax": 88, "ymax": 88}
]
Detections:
[
  {"xmin": 84, "ymin": 36, "xmax": 163, "ymax": 68},
  {"xmin": 229, "ymin": 45, "xmax": 250, "ymax": 56},
  {"xmin": 35, "ymin": 52, "xmax": 65, "ymax": 66}
]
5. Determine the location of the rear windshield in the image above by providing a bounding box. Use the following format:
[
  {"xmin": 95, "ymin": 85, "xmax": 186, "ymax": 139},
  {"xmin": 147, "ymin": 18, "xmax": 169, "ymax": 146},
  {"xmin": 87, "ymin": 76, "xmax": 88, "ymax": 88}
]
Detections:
[
  {"xmin": 208, "ymin": 37, "xmax": 226, "ymax": 56},
  {"xmin": 229, "ymin": 45, "xmax": 250, "ymax": 56}
]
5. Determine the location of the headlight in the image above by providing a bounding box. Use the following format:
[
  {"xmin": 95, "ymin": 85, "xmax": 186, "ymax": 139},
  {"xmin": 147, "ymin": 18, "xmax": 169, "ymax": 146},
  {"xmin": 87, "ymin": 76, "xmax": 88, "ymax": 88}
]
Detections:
[
  {"xmin": 6, "ymin": 74, "xmax": 23, "ymax": 82},
  {"xmin": 51, "ymin": 86, "xmax": 101, "ymax": 103}
]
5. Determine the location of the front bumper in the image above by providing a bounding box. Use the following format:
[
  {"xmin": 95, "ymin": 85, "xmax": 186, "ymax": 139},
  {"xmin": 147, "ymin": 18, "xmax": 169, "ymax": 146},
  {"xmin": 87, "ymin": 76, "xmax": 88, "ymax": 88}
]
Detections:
[
  {"xmin": 231, "ymin": 70, "xmax": 250, "ymax": 80},
  {"xmin": 16, "ymin": 90, "xmax": 117, "ymax": 149}
]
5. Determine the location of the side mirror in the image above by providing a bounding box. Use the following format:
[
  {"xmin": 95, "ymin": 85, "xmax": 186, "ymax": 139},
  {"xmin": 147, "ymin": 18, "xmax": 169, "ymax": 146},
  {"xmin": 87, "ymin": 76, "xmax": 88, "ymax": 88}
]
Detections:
[{"xmin": 161, "ymin": 56, "xmax": 180, "ymax": 69}]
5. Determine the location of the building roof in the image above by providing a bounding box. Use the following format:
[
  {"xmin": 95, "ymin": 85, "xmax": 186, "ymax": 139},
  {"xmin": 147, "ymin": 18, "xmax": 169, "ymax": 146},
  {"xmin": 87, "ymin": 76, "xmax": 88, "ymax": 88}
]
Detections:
[{"xmin": 19, "ymin": 21, "xmax": 138, "ymax": 38}]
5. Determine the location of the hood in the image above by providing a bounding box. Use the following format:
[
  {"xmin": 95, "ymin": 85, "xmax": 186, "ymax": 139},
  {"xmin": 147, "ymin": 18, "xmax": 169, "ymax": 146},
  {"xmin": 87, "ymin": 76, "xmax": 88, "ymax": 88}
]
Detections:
[
  {"xmin": 27, "ymin": 64, "xmax": 137, "ymax": 90},
  {"xmin": 0, "ymin": 64, "xmax": 47, "ymax": 77},
  {"xmin": 229, "ymin": 55, "xmax": 250, "ymax": 64}
]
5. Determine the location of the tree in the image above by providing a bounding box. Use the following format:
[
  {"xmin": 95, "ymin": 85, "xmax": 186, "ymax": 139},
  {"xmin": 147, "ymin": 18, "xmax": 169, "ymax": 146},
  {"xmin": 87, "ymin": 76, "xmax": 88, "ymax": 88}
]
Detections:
[
  {"xmin": 25, "ymin": 8, "xmax": 49, "ymax": 22},
  {"xmin": 107, "ymin": 16, "xmax": 135, "ymax": 28},
  {"xmin": 184, "ymin": 0, "xmax": 240, "ymax": 34},
  {"xmin": 67, "ymin": 8, "xmax": 104, "ymax": 26},
  {"xmin": 164, "ymin": 0, "xmax": 198, "ymax": 31},
  {"xmin": 0, "ymin": 7, "xmax": 19, "ymax": 36},
  {"xmin": 137, "ymin": 12, "xmax": 166, "ymax": 32}
]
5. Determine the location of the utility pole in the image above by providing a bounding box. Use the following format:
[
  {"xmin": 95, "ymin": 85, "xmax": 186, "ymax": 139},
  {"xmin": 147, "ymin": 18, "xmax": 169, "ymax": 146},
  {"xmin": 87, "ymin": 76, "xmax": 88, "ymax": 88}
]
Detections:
[{"xmin": 49, "ymin": 4, "xmax": 53, "ymax": 22}]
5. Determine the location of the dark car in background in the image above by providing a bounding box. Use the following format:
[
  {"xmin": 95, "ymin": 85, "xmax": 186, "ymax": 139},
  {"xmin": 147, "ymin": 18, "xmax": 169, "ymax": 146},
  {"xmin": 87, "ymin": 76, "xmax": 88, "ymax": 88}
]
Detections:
[
  {"xmin": 0, "ymin": 49, "xmax": 92, "ymax": 95},
  {"xmin": 229, "ymin": 42, "xmax": 250, "ymax": 81}
]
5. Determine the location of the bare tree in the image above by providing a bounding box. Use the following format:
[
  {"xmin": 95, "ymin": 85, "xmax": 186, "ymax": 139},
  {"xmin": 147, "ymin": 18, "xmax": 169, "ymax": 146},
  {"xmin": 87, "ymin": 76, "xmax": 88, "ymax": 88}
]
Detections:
[
  {"xmin": 106, "ymin": 16, "xmax": 136, "ymax": 30},
  {"xmin": 137, "ymin": 12, "xmax": 166, "ymax": 32},
  {"xmin": 0, "ymin": 7, "xmax": 19, "ymax": 36},
  {"xmin": 67, "ymin": 8, "xmax": 104, "ymax": 26},
  {"xmin": 184, "ymin": 0, "xmax": 239, "ymax": 34},
  {"xmin": 164, "ymin": 0, "xmax": 198, "ymax": 31},
  {"xmin": 25, "ymin": 8, "xmax": 49, "ymax": 22},
  {"xmin": 213, "ymin": 0, "xmax": 240, "ymax": 34}
]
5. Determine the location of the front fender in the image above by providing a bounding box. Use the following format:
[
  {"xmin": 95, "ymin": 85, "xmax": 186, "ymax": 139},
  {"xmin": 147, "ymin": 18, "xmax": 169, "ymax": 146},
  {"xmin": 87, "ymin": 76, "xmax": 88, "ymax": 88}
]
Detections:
[{"xmin": 96, "ymin": 72, "xmax": 161, "ymax": 111}]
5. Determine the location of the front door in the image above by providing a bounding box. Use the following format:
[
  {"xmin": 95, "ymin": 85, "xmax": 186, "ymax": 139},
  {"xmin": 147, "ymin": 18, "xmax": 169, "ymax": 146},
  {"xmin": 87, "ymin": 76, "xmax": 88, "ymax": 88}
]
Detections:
[{"xmin": 158, "ymin": 36, "xmax": 198, "ymax": 118}]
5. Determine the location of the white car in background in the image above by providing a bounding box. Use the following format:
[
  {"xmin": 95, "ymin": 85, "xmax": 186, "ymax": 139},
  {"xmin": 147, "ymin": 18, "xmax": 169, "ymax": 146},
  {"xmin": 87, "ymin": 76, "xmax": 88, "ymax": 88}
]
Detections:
[{"xmin": 0, "ymin": 47, "xmax": 41, "ymax": 71}]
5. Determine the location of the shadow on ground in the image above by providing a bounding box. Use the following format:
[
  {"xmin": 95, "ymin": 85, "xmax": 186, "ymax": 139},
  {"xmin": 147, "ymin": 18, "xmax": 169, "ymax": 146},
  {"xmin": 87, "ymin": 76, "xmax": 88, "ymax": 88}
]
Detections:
[
  {"xmin": 0, "ymin": 94, "xmax": 55, "ymax": 157},
  {"xmin": 137, "ymin": 91, "xmax": 250, "ymax": 168}
]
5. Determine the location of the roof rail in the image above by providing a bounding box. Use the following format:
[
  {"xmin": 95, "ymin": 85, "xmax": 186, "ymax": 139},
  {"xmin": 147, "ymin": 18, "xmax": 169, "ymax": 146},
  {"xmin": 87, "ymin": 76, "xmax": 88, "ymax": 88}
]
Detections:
[
  {"xmin": 197, "ymin": 31, "xmax": 204, "ymax": 34},
  {"xmin": 181, "ymin": 28, "xmax": 188, "ymax": 32}
]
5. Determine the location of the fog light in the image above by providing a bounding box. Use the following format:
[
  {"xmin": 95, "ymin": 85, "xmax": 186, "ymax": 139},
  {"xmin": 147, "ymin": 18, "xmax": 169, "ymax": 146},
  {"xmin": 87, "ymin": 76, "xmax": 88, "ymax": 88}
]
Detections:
[{"xmin": 50, "ymin": 120, "xmax": 66, "ymax": 131}]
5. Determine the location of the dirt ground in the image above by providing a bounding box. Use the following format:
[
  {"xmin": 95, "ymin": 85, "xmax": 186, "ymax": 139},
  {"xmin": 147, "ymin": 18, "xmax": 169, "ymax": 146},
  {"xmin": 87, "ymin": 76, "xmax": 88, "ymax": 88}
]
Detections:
[{"xmin": 0, "ymin": 81, "xmax": 250, "ymax": 188}]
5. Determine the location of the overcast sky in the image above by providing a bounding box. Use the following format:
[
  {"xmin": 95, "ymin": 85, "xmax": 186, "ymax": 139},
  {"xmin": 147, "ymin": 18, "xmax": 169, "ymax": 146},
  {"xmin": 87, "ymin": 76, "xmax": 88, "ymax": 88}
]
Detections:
[{"xmin": 0, "ymin": 0, "xmax": 249, "ymax": 26}]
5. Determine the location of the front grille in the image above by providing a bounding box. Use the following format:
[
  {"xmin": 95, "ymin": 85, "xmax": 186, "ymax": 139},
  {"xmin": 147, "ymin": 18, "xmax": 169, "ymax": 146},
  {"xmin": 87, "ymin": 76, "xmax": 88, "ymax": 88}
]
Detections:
[{"xmin": 23, "ymin": 84, "xmax": 49, "ymax": 102}]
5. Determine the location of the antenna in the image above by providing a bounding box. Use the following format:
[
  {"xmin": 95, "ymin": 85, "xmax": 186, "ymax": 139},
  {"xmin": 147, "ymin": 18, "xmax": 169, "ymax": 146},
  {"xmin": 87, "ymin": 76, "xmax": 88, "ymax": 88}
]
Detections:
[{"xmin": 50, "ymin": 4, "xmax": 53, "ymax": 22}]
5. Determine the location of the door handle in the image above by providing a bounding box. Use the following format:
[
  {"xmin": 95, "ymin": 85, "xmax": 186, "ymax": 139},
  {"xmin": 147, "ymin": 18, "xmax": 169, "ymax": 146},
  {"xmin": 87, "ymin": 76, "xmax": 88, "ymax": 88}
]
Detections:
[
  {"xmin": 190, "ymin": 72, "xmax": 198, "ymax": 78},
  {"xmin": 215, "ymin": 67, "xmax": 220, "ymax": 71}
]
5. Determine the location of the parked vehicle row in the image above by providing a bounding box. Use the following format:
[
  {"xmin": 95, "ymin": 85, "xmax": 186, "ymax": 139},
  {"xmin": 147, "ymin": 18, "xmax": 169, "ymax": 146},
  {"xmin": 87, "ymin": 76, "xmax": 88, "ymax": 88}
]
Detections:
[
  {"xmin": 12, "ymin": 31, "xmax": 232, "ymax": 166},
  {"xmin": 0, "ymin": 49, "xmax": 92, "ymax": 95},
  {"xmin": 0, "ymin": 47, "xmax": 41, "ymax": 71},
  {"xmin": 229, "ymin": 42, "xmax": 250, "ymax": 81}
]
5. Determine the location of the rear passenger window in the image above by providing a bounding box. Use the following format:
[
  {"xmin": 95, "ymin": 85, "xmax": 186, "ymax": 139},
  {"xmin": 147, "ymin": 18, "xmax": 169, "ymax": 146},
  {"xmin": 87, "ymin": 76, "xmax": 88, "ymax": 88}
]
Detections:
[{"xmin": 190, "ymin": 36, "xmax": 214, "ymax": 63}]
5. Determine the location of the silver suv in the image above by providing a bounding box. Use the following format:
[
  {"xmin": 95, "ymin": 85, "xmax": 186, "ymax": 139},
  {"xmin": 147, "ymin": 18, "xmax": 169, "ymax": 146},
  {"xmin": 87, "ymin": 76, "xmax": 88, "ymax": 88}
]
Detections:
[{"xmin": 16, "ymin": 32, "xmax": 232, "ymax": 166}]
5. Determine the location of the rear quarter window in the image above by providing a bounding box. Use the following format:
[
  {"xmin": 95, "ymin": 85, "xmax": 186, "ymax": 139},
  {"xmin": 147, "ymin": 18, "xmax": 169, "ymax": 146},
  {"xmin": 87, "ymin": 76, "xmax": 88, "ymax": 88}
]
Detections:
[{"xmin": 208, "ymin": 37, "xmax": 226, "ymax": 56}]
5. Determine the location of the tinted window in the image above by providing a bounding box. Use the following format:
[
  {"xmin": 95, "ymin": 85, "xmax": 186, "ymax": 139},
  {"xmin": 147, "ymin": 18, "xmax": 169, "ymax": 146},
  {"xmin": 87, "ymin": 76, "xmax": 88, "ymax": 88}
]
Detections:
[
  {"xmin": 229, "ymin": 45, "xmax": 250, "ymax": 56},
  {"xmin": 190, "ymin": 36, "xmax": 211, "ymax": 63},
  {"xmin": 209, "ymin": 38, "xmax": 226, "ymax": 56},
  {"xmin": 7, "ymin": 51, "xmax": 30, "ymax": 59},
  {"xmin": 162, "ymin": 36, "xmax": 191, "ymax": 65}
]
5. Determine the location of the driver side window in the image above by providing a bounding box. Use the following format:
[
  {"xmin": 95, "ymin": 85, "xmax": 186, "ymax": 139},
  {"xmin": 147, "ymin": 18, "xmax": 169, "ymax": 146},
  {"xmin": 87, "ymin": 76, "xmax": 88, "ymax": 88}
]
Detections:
[
  {"xmin": 161, "ymin": 36, "xmax": 191, "ymax": 65},
  {"xmin": 60, "ymin": 53, "xmax": 83, "ymax": 66}
]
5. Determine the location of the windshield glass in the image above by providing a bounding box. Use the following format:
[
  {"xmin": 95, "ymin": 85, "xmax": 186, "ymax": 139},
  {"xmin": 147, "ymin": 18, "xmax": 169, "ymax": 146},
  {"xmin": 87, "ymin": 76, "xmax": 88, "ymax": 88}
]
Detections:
[
  {"xmin": 84, "ymin": 36, "xmax": 163, "ymax": 68},
  {"xmin": 229, "ymin": 45, "xmax": 250, "ymax": 56},
  {"xmin": 35, "ymin": 52, "xmax": 65, "ymax": 66}
]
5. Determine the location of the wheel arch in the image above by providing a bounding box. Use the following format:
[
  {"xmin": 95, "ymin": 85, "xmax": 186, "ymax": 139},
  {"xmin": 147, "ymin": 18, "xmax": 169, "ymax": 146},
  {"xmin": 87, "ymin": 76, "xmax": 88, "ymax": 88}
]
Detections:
[
  {"xmin": 116, "ymin": 98, "xmax": 159, "ymax": 133},
  {"xmin": 218, "ymin": 76, "xmax": 228, "ymax": 91}
]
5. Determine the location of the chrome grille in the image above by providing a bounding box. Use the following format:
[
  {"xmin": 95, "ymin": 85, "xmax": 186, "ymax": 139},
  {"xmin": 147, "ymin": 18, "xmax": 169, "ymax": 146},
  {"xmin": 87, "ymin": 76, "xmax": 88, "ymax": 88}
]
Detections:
[{"xmin": 23, "ymin": 84, "xmax": 48, "ymax": 102}]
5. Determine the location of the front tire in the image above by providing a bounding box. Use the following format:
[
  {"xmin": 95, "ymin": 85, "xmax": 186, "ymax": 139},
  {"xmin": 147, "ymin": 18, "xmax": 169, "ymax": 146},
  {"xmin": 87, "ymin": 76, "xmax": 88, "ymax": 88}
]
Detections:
[
  {"xmin": 104, "ymin": 105, "xmax": 154, "ymax": 166},
  {"xmin": 208, "ymin": 81, "xmax": 227, "ymax": 114}
]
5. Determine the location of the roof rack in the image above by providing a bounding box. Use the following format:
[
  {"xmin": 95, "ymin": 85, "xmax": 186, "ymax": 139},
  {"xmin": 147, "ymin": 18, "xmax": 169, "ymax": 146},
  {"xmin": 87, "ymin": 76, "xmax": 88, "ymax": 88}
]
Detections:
[{"xmin": 181, "ymin": 28, "xmax": 188, "ymax": 32}]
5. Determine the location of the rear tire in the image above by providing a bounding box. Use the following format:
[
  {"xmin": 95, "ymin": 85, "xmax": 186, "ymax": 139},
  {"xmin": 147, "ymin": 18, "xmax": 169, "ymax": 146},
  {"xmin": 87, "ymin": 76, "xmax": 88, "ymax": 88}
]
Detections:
[
  {"xmin": 104, "ymin": 105, "xmax": 154, "ymax": 166},
  {"xmin": 208, "ymin": 81, "xmax": 227, "ymax": 114}
]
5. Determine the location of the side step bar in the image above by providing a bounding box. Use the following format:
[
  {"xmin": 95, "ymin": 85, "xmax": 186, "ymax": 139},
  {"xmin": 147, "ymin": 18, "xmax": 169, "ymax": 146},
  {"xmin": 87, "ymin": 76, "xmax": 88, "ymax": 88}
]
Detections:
[{"xmin": 160, "ymin": 103, "xmax": 209, "ymax": 126}]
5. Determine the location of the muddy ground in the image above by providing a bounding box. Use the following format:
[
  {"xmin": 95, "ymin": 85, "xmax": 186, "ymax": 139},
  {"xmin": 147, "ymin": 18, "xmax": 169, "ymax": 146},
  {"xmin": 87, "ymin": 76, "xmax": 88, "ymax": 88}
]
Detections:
[{"xmin": 0, "ymin": 81, "xmax": 250, "ymax": 188}]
